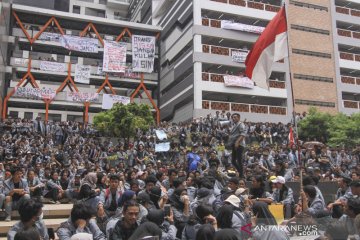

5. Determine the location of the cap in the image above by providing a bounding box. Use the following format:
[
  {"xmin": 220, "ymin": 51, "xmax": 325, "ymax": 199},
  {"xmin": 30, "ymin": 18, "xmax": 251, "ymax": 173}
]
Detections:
[
  {"xmin": 268, "ymin": 176, "xmax": 277, "ymax": 181},
  {"xmin": 271, "ymin": 176, "xmax": 286, "ymax": 184},
  {"xmin": 197, "ymin": 188, "xmax": 211, "ymax": 199},
  {"xmin": 136, "ymin": 171, "xmax": 145, "ymax": 177},
  {"xmin": 225, "ymin": 195, "xmax": 240, "ymax": 208}
]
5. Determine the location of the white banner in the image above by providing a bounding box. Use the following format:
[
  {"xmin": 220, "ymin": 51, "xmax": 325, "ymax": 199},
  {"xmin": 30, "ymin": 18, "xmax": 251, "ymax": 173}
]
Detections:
[
  {"xmin": 155, "ymin": 130, "xmax": 167, "ymax": 140},
  {"xmin": 14, "ymin": 58, "xmax": 28, "ymax": 66},
  {"xmin": 67, "ymin": 92, "xmax": 99, "ymax": 103},
  {"xmin": 14, "ymin": 87, "xmax": 56, "ymax": 100},
  {"xmin": 38, "ymin": 32, "xmax": 61, "ymax": 42},
  {"xmin": 223, "ymin": 75, "xmax": 254, "ymax": 89},
  {"xmin": 155, "ymin": 142, "xmax": 171, "ymax": 152},
  {"xmin": 232, "ymin": 51, "xmax": 248, "ymax": 63},
  {"xmin": 40, "ymin": 61, "xmax": 66, "ymax": 72},
  {"xmin": 132, "ymin": 35, "xmax": 155, "ymax": 73},
  {"xmin": 221, "ymin": 20, "xmax": 265, "ymax": 34},
  {"xmin": 102, "ymin": 94, "xmax": 130, "ymax": 109},
  {"xmin": 103, "ymin": 40, "xmax": 127, "ymax": 73},
  {"xmin": 75, "ymin": 65, "xmax": 91, "ymax": 84},
  {"xmin": 60, "ymin": 35, "xmax": 98, "ymax": 53}
]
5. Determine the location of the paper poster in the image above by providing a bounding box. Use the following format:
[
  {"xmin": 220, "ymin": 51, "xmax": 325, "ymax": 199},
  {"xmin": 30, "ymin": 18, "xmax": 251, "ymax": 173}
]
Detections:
[
  {"xmin": 223, "ymin": 75, "xmax": 254, "ymax": 89},
  {"xmin": 221, "ymin": 20, "xmax": 265, "ymax": 34},
  {"xmin": 103, "ymin": 40, "xmax": 127, "ymax": 72},
  {"xmin": 60, "ymin": 35, "xmax": 98, "ymax": 53},
  {"xmin": 155, "ymin": 142, "xmax": 171, "ymax": 152},
  {"xmin": 232, "ymin": 51, "xmax": 248, "ymax": 63},
  {"xmin": 132, "ymin": 35, "xmax": 155, "ymax": 73},
  {"xmin": 155, "ymin": 130, "xmax": 167, "ymax": 140},
  {"xmin": 39, "ymin": 61, "xmax": 66, "ymax": 72},
  {"xmin": 14, "ymin": 87, "xmax": 56, "ymax": 100},
  {"xmin": 75, "ymin": 65, "xmax": 91, "ymax": 84},
  {"xmin": 67, "ymin": 92, "xmax": 99, "ymax": 102},
  {"xmin": 14, "ymin": 58, "xmax": 29, "ymax": 66},
  {"xmin": 102, "ymin": 94, "xmax": 131, "ymax": 109},
  {"xmin": 38, "ymin": 32, "xmax": 61, "ymax": 42}
]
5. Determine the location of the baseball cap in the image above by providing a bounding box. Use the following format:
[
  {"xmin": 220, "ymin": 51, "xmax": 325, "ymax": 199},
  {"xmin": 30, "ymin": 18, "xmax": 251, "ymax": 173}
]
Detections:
[
  {"xmin": 225, "ymin": 195, "xmax": 240, "ymax": 208},
  {"xmin": 271, "ymin": 176, "xmax": 286, "ymax": 184}
]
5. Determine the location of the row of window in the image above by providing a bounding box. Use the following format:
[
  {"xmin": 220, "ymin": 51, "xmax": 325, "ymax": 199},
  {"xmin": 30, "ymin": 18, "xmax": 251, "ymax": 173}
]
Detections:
[
  {"xmin": 289, "ymin": 0, "xmax": 328, "ymax": 12},
  {"xmin": 295, "ymin": 99, "xmax": 336, "ymax": 107},
  {"xmin": 292, "ymin": 49, "xmax": 332, "ymax": 59},
  {"xmin": 293, "ymin": 74, "xmax": 333, "ymax": 83}
]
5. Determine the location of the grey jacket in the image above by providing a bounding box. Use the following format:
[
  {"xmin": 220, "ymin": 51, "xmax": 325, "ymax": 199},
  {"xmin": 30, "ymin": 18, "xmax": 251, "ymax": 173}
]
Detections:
[
  {"xmin": 8, "ymin": 220, "xmax": 49, "ymax": 240},
  {"xmin": 3, "ymin": 178, "xmax": 29, "ymax": 196},
  {"xmin": 57, "ymin": 218, "xmax": 105, "ymax": 240}
]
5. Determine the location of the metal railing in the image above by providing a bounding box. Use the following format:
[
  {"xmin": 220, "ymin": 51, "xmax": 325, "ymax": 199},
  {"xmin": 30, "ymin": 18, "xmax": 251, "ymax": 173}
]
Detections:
[{"xmin": 210, "ymin": 0, "xmax": 281, "ymax": 13}]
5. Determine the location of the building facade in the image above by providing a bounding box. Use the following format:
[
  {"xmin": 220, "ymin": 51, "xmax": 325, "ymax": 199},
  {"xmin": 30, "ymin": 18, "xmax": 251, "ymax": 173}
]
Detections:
[
  {"xmin": 2, "ymin": 0, "xmax": 360, "ymax": 123},
  {"xmin": 155, "ymin": 0, "xmax": 360, "ymax": 123},
  {"xmin": 3, "ymin": 0, "xmax": 160, "ymax": 123}
]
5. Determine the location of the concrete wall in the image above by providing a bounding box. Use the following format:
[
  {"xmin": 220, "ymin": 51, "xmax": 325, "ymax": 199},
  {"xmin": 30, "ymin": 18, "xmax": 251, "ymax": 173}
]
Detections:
[{"xmin": 287, "ymin": 0, "xmax": 339, "ymax": 114}]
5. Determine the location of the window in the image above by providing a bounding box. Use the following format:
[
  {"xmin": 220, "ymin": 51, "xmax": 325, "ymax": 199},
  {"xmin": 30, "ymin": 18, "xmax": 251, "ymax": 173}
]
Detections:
[
  {"xmin": 294, "ymin": 74, "xmax": 333, "ymax": 83},
  {"xmin": 292, "ymin": 49, "xmax": 331, "ymax": 59},
  {"xmin": 9, "ymin": 111, "xmax": 18, "ymax": 118},
  {"xmin": 289, "ymin": 0, "xmax": 328, "ymax": 11},
  {"xmin": 291, "ymin": 24, "xmax": 330, "ymax": 35},
  {"xmin": 24, "ymin": 112, "xmax": 33, "ymax": 120},
  {"xmin": 295, "ymin": 99, "xmax": 335, "ymax": 107},
  {"xmin": 73, "ymin": 5, "xmax": 80, "ymax": 14}
]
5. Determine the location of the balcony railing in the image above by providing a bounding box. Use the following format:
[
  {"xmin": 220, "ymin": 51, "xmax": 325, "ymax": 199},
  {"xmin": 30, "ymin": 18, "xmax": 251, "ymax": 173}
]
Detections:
[
  {"xmin": 337, "ymin": 28, "xmax": 360, "ymax": 39},
  {"xmin": 339, "ymin": 52, "xmax": 360, "ymax": 62},
  {"xmin": 210, "ymin": 0, "xmax": 281, "ymax": 12},
  {"xmin": 201, "ymin": 72, "xmax": 286, "ymax": 88},
  {"xmin": 341, "ymin": 75, "xmax": 360, "ymax": 85},
  {"xmin": 202, "ymin": 44, "xmax": 249, "ymax": 57},
  {"xmin": 202, "ymin": 100, "xmax": 287, "ymax": 115},
  {"xmin": 343, "ymin": 100, "xmax": 359, "ymax": 109},
  {"xmin": 336, "ymin": 6, "xmax": 360, "ymax": 17}
]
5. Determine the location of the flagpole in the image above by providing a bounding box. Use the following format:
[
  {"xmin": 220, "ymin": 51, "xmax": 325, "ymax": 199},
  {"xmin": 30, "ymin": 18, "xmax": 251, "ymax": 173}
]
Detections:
[{"xmin": 283, "ymin": 2, "xmax": 303, "ymax": 192}]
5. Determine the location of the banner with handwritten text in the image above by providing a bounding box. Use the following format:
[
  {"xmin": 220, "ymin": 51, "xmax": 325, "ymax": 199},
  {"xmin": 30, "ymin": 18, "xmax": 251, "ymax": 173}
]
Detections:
[
  {"xmin": 132, "ymin": 35, "xmax": 155, "ymax": 73},
  {"xmin": 75, "ymin": 65, "xmax": 91, "ymax": 84},
  {"xmin": 103, "ymin": 41, "xmax": 127, "ymax": 72}
]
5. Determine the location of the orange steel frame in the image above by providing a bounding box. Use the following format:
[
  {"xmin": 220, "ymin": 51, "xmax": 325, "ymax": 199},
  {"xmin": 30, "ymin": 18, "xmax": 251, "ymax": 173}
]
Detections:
[{"xmin": 5, "ymin": 11, "xmax": 161, "ymax": 124}]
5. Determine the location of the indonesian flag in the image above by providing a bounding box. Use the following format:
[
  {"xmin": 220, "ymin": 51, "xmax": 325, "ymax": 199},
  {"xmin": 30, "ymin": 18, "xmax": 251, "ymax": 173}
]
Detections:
[
  {"xmin": 245, "ymin": 7, "xmax": 288, "ymax": 90},
  {"xmin": 288, "ymin": 127, "xmax": 295, "ymax": 146}
]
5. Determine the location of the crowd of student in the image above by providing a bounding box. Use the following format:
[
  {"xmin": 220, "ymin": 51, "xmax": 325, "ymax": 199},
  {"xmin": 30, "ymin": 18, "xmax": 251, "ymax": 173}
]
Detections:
[{"xmin": 0, "ymin": 113, "xmax": 359, "ymax": 240}]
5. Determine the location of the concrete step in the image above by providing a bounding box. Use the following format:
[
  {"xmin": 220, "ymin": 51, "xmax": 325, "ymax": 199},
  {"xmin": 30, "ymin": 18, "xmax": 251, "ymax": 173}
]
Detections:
[
  {"xmin": 0, "ymin": 218, "xmax": 67, "ymax": 236},
  {"xmin": 0, "ymin": 203, "xmax": 73, "ymax": 220}
]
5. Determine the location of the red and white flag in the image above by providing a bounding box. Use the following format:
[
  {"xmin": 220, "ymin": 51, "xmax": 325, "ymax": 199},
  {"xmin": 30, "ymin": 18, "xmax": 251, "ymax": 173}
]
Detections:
[
  {"xmin": 288, "ymin": 127, "xmax": 295, "ymax": 146},
  {"xmin": 245, "ymin": 7, "xmax": 288, "ymax": 90}
]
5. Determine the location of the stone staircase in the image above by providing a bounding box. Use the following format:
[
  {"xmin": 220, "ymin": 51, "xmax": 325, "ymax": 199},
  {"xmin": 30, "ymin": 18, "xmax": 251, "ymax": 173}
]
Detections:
[{"xmin": 0, "ymin": 204, "xmax": 73, "ymax": 239}]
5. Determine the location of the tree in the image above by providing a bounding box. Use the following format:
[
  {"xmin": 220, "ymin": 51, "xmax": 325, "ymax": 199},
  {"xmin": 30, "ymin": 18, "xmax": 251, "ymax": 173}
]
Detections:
[
  {"xmin": 93, "ymin": 103, "xmax": 154, "ymax": 142},
  {"xmin": 328, "ymin": 112, "xmax": 360, "ymax": 148},
  {"xmin": 298, "ymin": 107, "xmax": 332, "ymax": 142}
]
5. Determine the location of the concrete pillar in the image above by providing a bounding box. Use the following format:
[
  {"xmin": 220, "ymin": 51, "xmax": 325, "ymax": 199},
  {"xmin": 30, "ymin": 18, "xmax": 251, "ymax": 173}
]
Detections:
[{"xmin": 193, "ymin": 62, "xmax": 202, "ymax": 110}]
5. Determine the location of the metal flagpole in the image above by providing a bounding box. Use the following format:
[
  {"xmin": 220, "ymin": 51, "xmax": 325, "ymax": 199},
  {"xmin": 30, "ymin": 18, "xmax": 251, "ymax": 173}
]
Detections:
[{"xmin": 283, "ymin": 1, "xmax": 303, "ymax": 192}]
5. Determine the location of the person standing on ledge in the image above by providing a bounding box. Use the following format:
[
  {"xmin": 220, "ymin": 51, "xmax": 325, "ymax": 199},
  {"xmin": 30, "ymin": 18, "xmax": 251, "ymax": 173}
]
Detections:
[{"xmin": 228, "ymin": 113, "xmax": 246, "ymax": 178}]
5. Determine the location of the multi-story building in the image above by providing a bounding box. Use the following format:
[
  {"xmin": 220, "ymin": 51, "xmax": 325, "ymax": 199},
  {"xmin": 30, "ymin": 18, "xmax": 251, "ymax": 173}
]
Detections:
[
  {"xmin": 2, "ymin": 0, "xmax": 360, "ymax": 123},
  {"xmin": 153, "ymin": 0, "xmax": 360, "ymax": 123},
  {"xmin": 331, "ymin": 0, "xmax": 360, "ymax": 115},
  {"xmin": 0, "ymin": 0, "xmax": 11, "ymax": 116},
  {"xmin": 3, "ymin": 0, "xmax": 160, "ymax": 123},
  {"xmin": 154, "ymin": 0, "xmax": 292, "ymax": 123}
]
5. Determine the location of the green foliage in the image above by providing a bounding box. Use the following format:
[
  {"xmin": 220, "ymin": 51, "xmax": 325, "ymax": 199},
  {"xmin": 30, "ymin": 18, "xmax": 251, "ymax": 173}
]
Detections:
[
  {"xmin": 328, "ymin": 112, "xmax": 360, "ymax": 148},
  {"xmin": 93, "ymin": 103, "xmax": 154, "ymax": 140},
  {"xmin": 298, "ymin": 107, "xmax": 332, "ymax": 142},
  {"xmin": 298, "ymin": 107, "xmax": 360, "ymax": 148}
]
